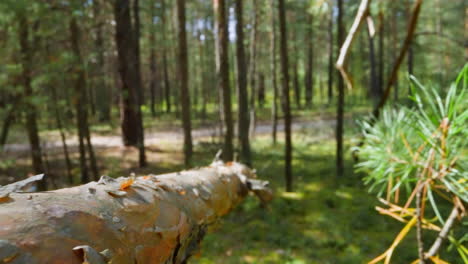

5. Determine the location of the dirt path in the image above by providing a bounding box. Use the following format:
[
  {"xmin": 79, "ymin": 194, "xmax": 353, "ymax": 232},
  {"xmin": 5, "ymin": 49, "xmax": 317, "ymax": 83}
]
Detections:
[{"xmin": 1, "ymin": 119, "xmax": 336, "ymax": 155}]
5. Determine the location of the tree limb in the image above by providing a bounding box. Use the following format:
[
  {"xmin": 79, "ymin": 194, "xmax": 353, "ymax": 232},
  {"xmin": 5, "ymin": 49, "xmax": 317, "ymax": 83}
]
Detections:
[
  {"xmin": 335, "ymin": 0, "xmax": 372, "ymax": 90},
  {"xmin": 372, "ymin": 0, "xmax": 423, "ymax": 119}
]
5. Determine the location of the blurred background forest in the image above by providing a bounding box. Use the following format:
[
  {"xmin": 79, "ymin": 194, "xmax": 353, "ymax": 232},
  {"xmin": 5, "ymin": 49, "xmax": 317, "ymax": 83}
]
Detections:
[{"xmin": 0, "ymin": 0, "xmax": 466, "ymax": 263}]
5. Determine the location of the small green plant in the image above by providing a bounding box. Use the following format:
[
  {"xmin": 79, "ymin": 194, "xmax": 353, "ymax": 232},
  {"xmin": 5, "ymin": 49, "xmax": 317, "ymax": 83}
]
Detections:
[{"xmin": 356, "ymin": 65, "xmax": 467, "ymax": 264}]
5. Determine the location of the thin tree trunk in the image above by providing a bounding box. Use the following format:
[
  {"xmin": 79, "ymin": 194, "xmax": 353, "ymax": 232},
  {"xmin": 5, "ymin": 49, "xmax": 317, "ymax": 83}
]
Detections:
[
  {"xmin": 93, "ymin": 0, "xmax": 111, "ymax": 122},
  {"xmin": 407, "ymin": 0, "xmax": 415, "ymax": 96},
  {"xmin": 248, "ymin": 3, "xmax": 259, "ymax": 139},
  {"xmin": 176, "ymin": 0, "xmax": 193, "ymax": 168},
  {"xmin": 258, "ymin": 73, "xmax": 265, "ymax": 108},
  {"xmin": 0, "ymin": 103, "xmax": 15, "ymax": 147},
  {"xmin": 19, "ymin": 16, "xmax": 46, "ymax": 190},
  {"xmin": 133, "ymin": 0, "xmax": 143, "ymax": 104},
  {"xmin": 198, "ymin": 32, "xmax": 208, "ymax": 120},
  {"xmin": 373, "ymin": 0, "xmax": 422, "ymax": 119},
  {"xmin": 367, "ymin": 16, "xmax": 379, "ymax": 102},
  {"xmin": 50, "ymin": 79, "xmax": 73, "ymax": 184},
  {"xmin": 278, "ymin": 0, "xmax": 293, "ymax": 192},
  {"xmin": 378, "ymin": 11, "xmax": 385, "ymax": 99},
  {"xmin": 292, "ymin": 31, "xmax": 301, "ymax": 109},
  {"xmin": 336, "ymin": 0, "xmax": 345, "ymax": 178},
  {"xmin": 149, "ymin": 2, "xmax": 158, "ymax": 117},
  {"xmin": 70, "ymin": 16, "xmax": 100, "ymax": 182},
  {"xmin": 161, "ymin": 0, "xmax": 171, "ymax": 113},
  {"xmin": 327, "ymin": 11, "xmax": 334, "ymax": 105},
  {"xmin": 234, "ymin": 0, "xmax": 251, "ymax": 166},
  {"xmin": 213, "ymin": 0, "xmax": 234, "ymax": 162},
  {"xmin": 304, "ymin": 13, "xmax": 314, "ymax": 107},
  {"xmin": 392, "ymin": 7, "xmax": 399, "ymax": 101},
  {"xmin": 270, "ymin": 0, "xmax": 278, "ymax": 145},
  {"xmin": 132, "ymin": 0, "xmax": 147, "ymax": 168}
]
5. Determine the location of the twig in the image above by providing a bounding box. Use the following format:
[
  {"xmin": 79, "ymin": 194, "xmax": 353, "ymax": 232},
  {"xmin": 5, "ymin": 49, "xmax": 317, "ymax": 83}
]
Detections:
[
  {"xmin": 416, "ymin": 180, "xmax": 425, "ymax": 264},
  {"xmin": 424, "ymin": 205, "xmax": 459, "ymax": 259}
]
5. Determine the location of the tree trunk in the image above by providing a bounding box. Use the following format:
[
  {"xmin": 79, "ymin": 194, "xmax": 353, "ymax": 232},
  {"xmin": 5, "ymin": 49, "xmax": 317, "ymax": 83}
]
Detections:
[
  {"xmin": 132, "ymin": 0, "xmax": 147, "ymax": 168},
  {"xmin": 258, "ymin": 73, "xmax": 265, "ymax": 108},
  {"xmin": 367, "ymin": 17, "xmax": 379, "ymax": 102},
  {"xmin": 336, "ymin": 0, "xmax": 345, "ymax": 178},
  {"xmin": 391, "ymin": 6, "xmax": 399, "ymax": 101},
  {"xmin": 304, "ymin": 13, "xmax": 314, "ymax": 107},
  {"xmin": 114, "ymin": 0, "xmax": 147, "ymax": 167},
  {"xmin": 176, "ymin": 0, "xmax": 193, "ymax": 168},
  {"xmin": 292, "ymin": 31, "xmax": 301, "ymax": 109},
  {"xmin": 0, "ymin": 162, "xmax": 272, "ymax": 264},
  {"xmin": 19, "ymin": 16, "xmax": 46, "ymax": 191},
  {"xmin": 278, "ymin": 0, "xmax": 293, "ymax": 192},
  {"xmin": 377, "ymin": 11, "xmax": 385, "ymax": 100},
  {"xmin": 234, "ymin": 0, "xmax": 251, "ymax": 166},
  {"xmin": 327, "ymin": 10, "xmax": 334, "ymax": 104},
  {"xmin": 270, "ymin": 0, "xmax": 278, "ymax": 145},
  {"xmin": 407, "ymin": 0, "xmax": 414, "ymax": 96},
  {"xmin": 114, "ymin": 0, "xmax": 140, "ymax": 147},
  {"xmin": 93, "ymin": 0, "xmax": 111, "ymax": 122},
  {"xmin": 198, "ymin": 31, "xmax": 208, "ymax": 120},
  {"xmin": 149, "ymin": 2, "xmax": 158, "ymax": 117},
  {"xmin": 70, "ymin": 17, "xmax": 99, "ymax": 182},
  {"xmin": 160, "ymin": 0, "xmax": 171, "ymax": 113},
  {"xmin": 213, "ymin": 0, "xmax": 234, "ymax": 162},
  {"xmin": 0, "ymin": 103, "xmax": 15, "ymax": 147},
  {"xmin": 50, "ymin": 79, "xmax": 73, "ymax": 185},
  {"xmin": 248, "ymin": 3, "xmax": 259, "ymax": 140}
]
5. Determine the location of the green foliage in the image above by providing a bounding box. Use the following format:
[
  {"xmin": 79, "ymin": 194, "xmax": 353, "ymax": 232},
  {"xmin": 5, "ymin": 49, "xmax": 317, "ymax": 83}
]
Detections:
[
  {"xmin": 357, "ymin": 65, "xmax": 467, "ymax": 202},
  {"xmin": 356, "ymin": 65, "xmax": 468, "ymax": 262}
]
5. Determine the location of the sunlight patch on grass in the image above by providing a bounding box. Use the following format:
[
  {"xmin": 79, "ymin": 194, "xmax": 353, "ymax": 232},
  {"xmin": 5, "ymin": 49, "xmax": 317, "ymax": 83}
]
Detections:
[{"xmin": 281, "ymin": 192, "xmax": 304, "ymax": 200}]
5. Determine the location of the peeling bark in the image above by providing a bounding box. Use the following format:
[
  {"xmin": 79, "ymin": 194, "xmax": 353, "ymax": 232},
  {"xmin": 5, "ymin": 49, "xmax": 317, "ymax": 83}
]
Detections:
[{"xmin": 0, "ymin": 162, "xmax": 271, "ymax": 264}]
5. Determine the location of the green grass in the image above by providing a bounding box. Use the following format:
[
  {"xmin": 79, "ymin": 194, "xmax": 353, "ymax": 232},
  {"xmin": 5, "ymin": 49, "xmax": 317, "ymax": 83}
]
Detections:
[{"xmin": 186, "ymin": 136, "xmax": 461, "ymax": 264}]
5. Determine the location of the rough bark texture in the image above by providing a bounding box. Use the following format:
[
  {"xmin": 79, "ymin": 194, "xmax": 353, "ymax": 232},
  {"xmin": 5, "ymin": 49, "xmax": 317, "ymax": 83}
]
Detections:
[
  {"xmin": 234, "ymin": 0, "xmax": 251, "ymax": 166},
  {"xmin": 114, "ymin": 0, "xmax": 141, "ymax": 147},
  {"xmin": 0, "ymin": 162, "xmax": 272, "ymax": 264}
]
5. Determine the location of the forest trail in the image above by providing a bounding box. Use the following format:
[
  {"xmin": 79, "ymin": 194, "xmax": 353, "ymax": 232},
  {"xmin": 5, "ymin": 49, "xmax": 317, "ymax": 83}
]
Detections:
[{"xmin": 2, "ymin": 119, "xmax": 336, "ymax": 155}]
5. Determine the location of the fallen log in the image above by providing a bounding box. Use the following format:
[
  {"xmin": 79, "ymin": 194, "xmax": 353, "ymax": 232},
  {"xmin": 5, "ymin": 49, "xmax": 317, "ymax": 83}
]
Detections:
[{"xmin": 0, "ymin": 162, "xmax": 272, "ymax": 264}]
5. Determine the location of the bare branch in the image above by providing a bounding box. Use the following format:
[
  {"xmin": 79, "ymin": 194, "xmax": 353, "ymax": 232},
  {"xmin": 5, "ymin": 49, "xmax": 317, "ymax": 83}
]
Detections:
[
  {"xmin": 425, "ymin": 205, "xmax": 460, "ymax": 259},
  {"xmin": 335, "ymin": 0, "xmax": 372, "ymax": 90},
  {"xmin": 372, "ymin": 0, "xmax": 423, "ymax": 119}
]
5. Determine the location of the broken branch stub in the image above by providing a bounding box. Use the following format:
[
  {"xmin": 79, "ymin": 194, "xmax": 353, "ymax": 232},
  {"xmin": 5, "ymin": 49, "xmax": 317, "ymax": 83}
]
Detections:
[{"xmin": 0, "ymin": 162, "xmax": 271, "ymax": 264}]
